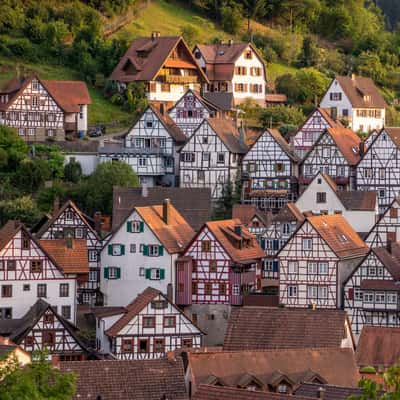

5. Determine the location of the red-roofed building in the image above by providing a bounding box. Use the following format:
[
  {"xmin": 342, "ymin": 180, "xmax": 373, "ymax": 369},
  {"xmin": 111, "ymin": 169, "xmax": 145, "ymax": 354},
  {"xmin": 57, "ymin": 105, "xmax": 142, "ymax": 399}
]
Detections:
[{"xmin": 0, "ymin": 75, "xmax": 91, "ymax": 141}]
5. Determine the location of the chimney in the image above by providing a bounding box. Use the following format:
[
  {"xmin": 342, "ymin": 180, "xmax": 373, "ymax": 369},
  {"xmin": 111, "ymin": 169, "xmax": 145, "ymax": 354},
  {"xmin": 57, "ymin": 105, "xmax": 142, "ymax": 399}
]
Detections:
[
  {"xmin": 317, "ymin": 387, "xmax": 326, "ymax": 399},
  {"xmin": 359, "ymin": 142, "xmax": 365, "ymax": 157},
  {"xmin": 167, "ymin": 283, "xmax": 173, "ymax": 302},
  {"xmin": 65, "ymin": 237, "xmax": 73, "ymax": 249},
  {"xmin": 160, "ymin": 103, "xmax": 165, "ymax": 116},
  {"xmin": 151, "ymin": 31, "xmax": 160, "ymax": 40},
  {"xmin": 53, "ymin": 196, "xmax": 60, "ymax": 214},
  {"xmin": 228, "ymin": 39, "xmax": 233, "ymax": 46},
  {"xmin": 234, "ymin": 224, "xmax": 242, "ymax": 237},
  {"xmin": 163, "ymin": 198, "xmax": 171, "ymax": 225},
  {"xmin": 142, "ymin": 182, "xmax": 148, "ymax": 198},
  {"xmin": 94, "ymin": 212, "xmax": 102, "ymax": 235},
  {"xmin": 387, "ymin": 240, "xmax": 392, "ymax": 254}
]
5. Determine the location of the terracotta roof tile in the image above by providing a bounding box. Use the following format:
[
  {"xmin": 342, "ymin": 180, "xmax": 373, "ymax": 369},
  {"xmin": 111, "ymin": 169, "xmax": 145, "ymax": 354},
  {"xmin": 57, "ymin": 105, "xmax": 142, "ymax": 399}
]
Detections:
[
  {"xmin": 0, "ymin": 220, "xmax": 20, "ymax": 250},
  {"xmin": 273, "ymin": 203, "xmax": 305, "ymax": 223},
  {"xmin": 39, "ymin": 239, "xmax": 89, "ymax": 274},
  {"xmin": 372, "ymin": 244, "xmax": 400, "ymax": 280},
  {"xmin": 326, "ymin": 127, "xmax": 362, "ymax": 166},
  {"xmin": 223, "ymin": 307, "xmax": 350, "ymax": 351},
  {"xmin": 265, "ymin": 94, "xmax": 287, "ymax": 103},
  {"xmin": 232, "ymin": 204, "xmax": 271, "ymax": 227},
  {"xmin": 318, "ymin": 108, "xmax": 345, "ymax": 128},
  {"xmin": 307, "ymin": 214, "xmax": 368, "ymax": 258},
  {"xmin": 384, "ymin": 127, "xmax": 400, "ymax": 148},
  {"xmin": 204, "ymin": 219, "xmax": 265, "ymax": 263},
  {"xmin": 60, "ymin": 356, "xmax": 188, "ymax": 400},
  {"xmin": 356, "ymin": 326, "xmax": 400, "ymax": 367},
  {"xmin": 359, "ymin": 279, "xmax": 400, "ymax": 291},
  {"xmin": 295, "ymin": 383, "xmax": 363, "ymax": 400}
]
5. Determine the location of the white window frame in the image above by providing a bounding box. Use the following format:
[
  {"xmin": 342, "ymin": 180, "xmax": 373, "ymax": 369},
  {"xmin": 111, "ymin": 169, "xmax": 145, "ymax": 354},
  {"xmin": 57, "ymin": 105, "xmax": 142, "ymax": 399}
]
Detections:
[
  {"xmin": 150, "ymin": 268, "xmax": 161, "ymax": 280},
  {"xmin": 288, "ymin": 285, "xmax": 297, "ymax": 298},
  {"xmin": 308, "ymin": 262, "xmax": 318, "ymax": 275},
  {"xmin": 75, "ymin": 228, "xmax": 84, "ymax": 239},
  {"xmin": 148, "ymin": 245, "xmax": 159, "ymax": 257},
  {"xmin": 288, "ymin": 261, "xmax": 298, "ymax": 274},
  {"xmin": 138, "ymin": 158, "xmax": 147, "ymax": 167},
  {"xmin": 139, "ymin": 267, "xmax": 145, "ymax": 276},
  {"xmin": 302, "ymin": 238, "xmax": 313, "ymax": 251},
  {"xmin": 318, "ymin": 262, "xmax": 328, "ymax": 275},
  {"xmin": 89, "ymin": 270, "xmax": 98, "ymax": 282},
  {"xmin": 112, "ymin": 244, "xmax": 123, "ymax": 256},
  {"xmin": 130, "ymin": 220, "xmax": 142, "ymax": 233},
  {"xmin": 88, "ymin": 250, "xmax": 98, "ymax": 262},
  {"xmin": 232, "ymin": 284, "xmax": 240, "ymax": 295},
  {"xmin": 307, "ymin": 285, "xmax": 318, "ymax": 299},
  {"xmin": 109, "ymin": 267, "xmax": 119, "ymax": 279}
]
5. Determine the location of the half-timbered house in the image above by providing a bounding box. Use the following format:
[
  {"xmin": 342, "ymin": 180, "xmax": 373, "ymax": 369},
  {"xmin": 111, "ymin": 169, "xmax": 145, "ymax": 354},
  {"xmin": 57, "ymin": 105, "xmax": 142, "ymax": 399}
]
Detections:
[
  {"xmin": 364, "ymin": 197, "xmax": 400, "ymax": 247},
  {"xmin": 193, "ymin": 42, "xmax": 267, "ymax": 107},
  {"xmin": 231, "ymin": 204, "xmax": 270, "ymax": 240},
  {"xmin": 0, "ymin": 75, "xmax": 91, "ymax": 141},
  {"xmin": 96, "ymin": 287, "xmax": 203, "ymax": 359},
  {"xmin": 179, "ymin": 118, "xmax": 247, "ymax": 200},
  {"xmin": 291, "ymin": 107, "xmax": 344, "ymax": 159},
  {"xmin": 35, "ymin": 200, "xmax": 102, "ymax": 305},
  {"xmin": 320, "ymin": 75, "xmax": 387, "ymax": 133},
  {"xmin": 110, "ymin": 33, "xmax": 208, "ymax": 103},
  {"xmin": 99, "ymin": 105, "xmax": 187, "ymax": 187},
  {"xmin": 242, "ymin": 128, "xmax": 300, "ymax": 212},
  {"xmin": 300, "ymin": 127, "xmax": 362, "ymax": 191},
  {"xmin": 101, "ymin": 199, "xmax": 194, "ymax": 307},
  {"xmin": 356, "ymin": 127, "xmax": 400, "ymax": 213},
  {"xmin": 0, "ymin": 299, "xmax": 90, "ymax": 360},
  {"xmin": 168, "ymin": 89, "xmax": 218, "ymax": 137},
  {"xmin": 296, "ymin": 172, "xmax": 378, "ymax": 234},
  {"xmin": 0, "ymin": 220, "xmax": 78, "ymax": 322},
  {"xmin": 343, "ymin": 243, "xmax": 400, "ymax": 338},
  {"xmin": 176, "ymin": 219, "xmax": 264, "ymax": 345},
  {"xmin": 278, "ymin": 214, "xmax": 368, "ymax": 308}
]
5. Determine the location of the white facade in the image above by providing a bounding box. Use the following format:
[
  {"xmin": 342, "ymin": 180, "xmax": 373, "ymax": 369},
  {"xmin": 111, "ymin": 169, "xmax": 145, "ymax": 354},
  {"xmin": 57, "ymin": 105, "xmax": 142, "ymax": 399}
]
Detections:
[
  {"xmin": 64, "ymin": 153, "xmax": 98, "ymax": 176},
  {"xmin": 296, "ymin": 173, "xmax": 378, "ymax": 233},
  {"xmin": 320, "ymin": 78, "xmax": 385, "ymax": 133},
  {"xmin": 96, "ymin": 312, "xmax": 124, "ymax": 354},
  {"xmin": 0, "ymin": 227, "xmax": 77, "ymax": 322},
  {"xmin": 76, "ymin": 104, "xmax": 88, "ymax": 132},
  {"xmin": 100, "ymin": 210, "xmax": 178, "ymax": 306},
  {"xmin": 147, "ymin": 82, "xmax": 201, "ymax": 103}
]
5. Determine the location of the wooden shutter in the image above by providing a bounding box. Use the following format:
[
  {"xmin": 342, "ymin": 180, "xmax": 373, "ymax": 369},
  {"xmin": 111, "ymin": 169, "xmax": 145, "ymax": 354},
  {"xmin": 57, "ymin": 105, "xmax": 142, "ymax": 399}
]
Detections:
[
  {"xmin": 273, "ymin": 240, "xmax": 279, "ymax": 250},
  {"xmin": 127, "ymin": 221, "xmax": 132, "ymax": 232},
  {"xmin": 272, "ymin": 261, "xmax": 279, "ymax": 272},
  {"xmin": 145, "ymin": 268, "xmax": 151, "ymax": 279},
  {"xmin": 104, "ymin": 267, "xmax": 109, "ymax": 279},
  {"xmin": 120, "ymin": 245, "xmax": 125, "ymax": 255},
  {"xmin": 348, "ymin": 288, "xmax": 354, "ymax": 300},
  {"xmin": 108, "ymin": 245, "xmax": 113, "ymax": 255},
  {"xmin": 160, "ymin": 269, "xmax": 165, "ymax": 280},
  {"xmin": 143, "ymin": 245, "xmax": 149, "ymax": 256},
  {"xmin": 158, "ymin": 245, "xmax": 164, "ymax": 256},
  {"xmin": 116, "ymin": 268, "xmax": 121, "ymax": 279},
  {"xmin": 139, "ymin": 221, "xmax": 144, "ymax": 232},
  {"xmin": 260, "ymin": 238, "xmax": 266, "ymax": 250}
]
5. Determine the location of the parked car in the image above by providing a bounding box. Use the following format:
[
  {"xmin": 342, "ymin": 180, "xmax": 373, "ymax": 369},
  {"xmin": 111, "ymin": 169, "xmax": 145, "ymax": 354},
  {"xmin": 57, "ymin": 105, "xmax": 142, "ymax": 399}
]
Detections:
[{"xmin": 88, "ymin": 125, "xmax": 106, "ymax": 137}]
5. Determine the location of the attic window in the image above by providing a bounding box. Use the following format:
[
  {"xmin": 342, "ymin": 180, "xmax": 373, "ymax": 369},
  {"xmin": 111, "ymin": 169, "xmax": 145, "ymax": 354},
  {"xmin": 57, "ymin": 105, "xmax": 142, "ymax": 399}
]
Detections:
[
  {"xmin": 151, "ymin": 300, "xmax": 168, "ymax": 309},
  {"xmin": 364, "ymin": 95, "xmax": 371, "ymax": 102},
  {"xmin": 339, "ymin": 234, "xmax": 348, "ymax": 242},
  {"xmin": 32, "ymin": 79, "xmax": 39, "ymax": 91},
  {"xmin": 194, "ymin": 51, "xmax": 201, "ymax": 59},
  {"xmin": 351, "ymin": 147, "xmax": 358, "ymax": 154},
  {"xmin": 218, "ymin": 50, "xmax": 225, "ymax": 56}
]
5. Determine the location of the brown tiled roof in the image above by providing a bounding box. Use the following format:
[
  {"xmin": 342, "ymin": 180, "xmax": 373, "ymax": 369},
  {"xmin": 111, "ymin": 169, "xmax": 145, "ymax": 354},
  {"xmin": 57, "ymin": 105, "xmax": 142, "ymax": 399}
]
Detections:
[
  {"xmin": 168, "ymin": 89, "xmax": 218, "ymax": 114},
  {"xmin": 223, "ymin": 307, "xmax": 350, "ymax": 351},
  {"xmin": 110, "ymin": 35, "xmax": 207, "ymax": 83},
  {"xmin": 135, "ymin": 203, "xmax": 195, "ymax": 254},
  {"xmin": 307, "ymin": 214, "xmax": 368, "ymax": 258},
  {"xmin": 206, "ymin": 118, "xmax": 248, "ymax": 154},
  {"xmin": 356, "ymin": 326, "xmax": 400, "ymax": 367},
  {"xmin": 91, "ymin": 306, "xmax": 126, "ymax": 318},
  {"xmin": 359, "ymin": 279, "xmax": 400, "ymax": 291},
  {"xmin": 265, "ymin": 94, "xmax": 287, "ymax": 103},
  {"xmin": 202, "ymin": 92, "xmax": 235, "ymax": 111},
  {"xmin": 112, "ymin": 186, "xmax": 211, "ymax": 232},
  {"xmin": 42, "ymin": 80, "xmax": 91, "ymax": 112},
  {"xmin": 335, "ymin": 75, "xmax": 387, "ymax": 109},
  {"xmin": 188, "ymin": 348, "xmax": 360, "ymax": 389},
  {"xmin": 273, "ymin": 203, "xmax": 305, "ymax": 223},
  {"xmin": 203, "ymin": 219, "xmax": 265, "ymax": 263},
  {"xmin": 325, "ymin": 127, "xmax": 362, "ymax": 166},
  {"xmin": 232, "ymin": 204, "xmax": 270, "ymax": 227},
  {"xmin": 60, "ymin": 356, "xmax": 188, "ymax": 400},
  {"xmin": 0, "ymin": 220, "xmax": 21, "ymax": 250},
  {"xmin": 372, "ymin": 244, "xmax": 400, "ymax": 280},
  {"xmin": 194, "ymin": 385, "xmax": 314, "ymax": 400},
  {"xmin": 39, "ymin": 239, "xmax": 89, "ymax": 274},
  {"xmin": 294, "ymin": 383, "xmax": 363, "ymax": 400},
  {"xmin": 337, "ymin": 191, "xmax": 377, "ymax": 211},
  {"xmin": 384, "ymin": 127, "xmax": 400, "ymax": 148},
  {"xmin": 318, "ymin": 108, "xmax": 345, "ymax": 128},
  {"xmin": 266, "ymin": 129, "xmax": 300, "ymax": 162}
]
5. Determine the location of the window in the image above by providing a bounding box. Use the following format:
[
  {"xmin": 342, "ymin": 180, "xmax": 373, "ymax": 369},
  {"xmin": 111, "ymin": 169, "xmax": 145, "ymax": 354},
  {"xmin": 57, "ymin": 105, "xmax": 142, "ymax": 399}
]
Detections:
[
  {"xmin": 148, "ymin": 245, "xmax": 160, "ymax": 257},
  {"xmin": 209, "ymin": 260, "xmax": 217, "ymax": 273},
  {"xmin": 217, "ymin": 153, "xmax": 225, "ymax": 164},
  {"xmin": 109, "ymin": 244, "xmax": 124, "ymax": 256},
  {"xmin": 316, "ymin": 192, "xmax": 326, "ymax": 203},
  {"xmin": 205, "ymin": 283, "xmax": 213, "ymax": 295},
  {"xmin": 201, "ymin": 240, "xmax": 211, "ymax": 252},
  {"xmin": 163, "ymin": 316, "xmax": 176, "ymax": 328},
  {"xmin": 42, "ymin": 331, "xmax": 55, "ymax": 346},
  {"xmin": 108, "ymin": 267, "xmax": 121, "ymax": 279},
  {"xmin": 355, "ymin": 290, "xmax": 363, "ymax": 301},
  {"xmin": 43, "ymin": 313, "xmax": 54, "ymax": 324},
  {"xmin": 89, "ymin": 251, "xmax": 98, "ymax": 262},
  {"xmin": 59, "ymin": 284, "xmax": 69, "ymax": 297},
  {"xmin": 65, "ymin": 211, "xmax": 74, "ymax": 220},
  {"xmin": 61, "ymin": 306, "xmax": 71, "ymax": 319},
  {"xmin": 46, "ymin": 129, "xmax": 55, "ymax": 138},
  {"xmin": 275, "ymin": 163, "xmax": 285, "ymax": 173},
  {"xmin": 202, "ymin": 136, "xmax": 209, "ymax": 144},
  {"xmin": 330, "ymin": 92, "xmax": 342, "ymax": 101},
  {"xmin": 128, "ymin": 220, "xmax": 143, "ymax": 233},
  {"xmin": 390, "ymin": 208, "xmax": 398, "ymax": 219},
  {"xmin": 379, "ymin": 189, "xmax": 385, "ymax": 198},
  {"xmin": 32, "ymin": 79, "xmax": 39, "ymax": 91},
  {"xmin": 181, "ymin": 152, "xmax": 195, "ymax": 162},
  {"xmin": 368, "ymin": 267, "xmax": 376, "ymax": 276},
  {"xmin": 364, "ymin": 292, "xmax": 374, "ymax": 303},
  {"xmin": 288, "ymin": 286, "xmax": 297, "ymax": 298},
  {"xmin": 307, "ymin": 285, "xmax": 318, "ymax": 299},
  {"xmin": 308, "ymin": 262, "xmax": 318, "ymax": 275},
  {"xmin": 388, "ymin": 293, "xmax": 397, "ymax": 303},
  {"xmin": 245, "ymin": 50, "xmax": 252, "ymax": 59},
  {"xmin": 79, "ymin": 105, "xmax": 84, "ymax": 119},
  {"xmin": 37, "ymin": 284, "xmax": 47, "ymax": 298},
  {"xmin": 7, "ymin": 260, "xmax": 16, "ymax": 271},
  {"xmin": 22, "ymin": 232, "xmax": 30, "ymax": 250},
  {"xmin": 25, "ymin": 336, "xmax": 34, "ymax": 346},
  {"xmin": 318, "ymin": 286, "xmax": 328, "ymax": 299},
  {"xmin": 192, "ymin": 281, "xmax": 198, "ymax": 294},
  {"xmin": 150, "ymin": 268, "xmax": 163, "ymax": 280},
  {"xmin": 375, "ymin": 292, "xmax": 385, "ymax": 303},
  {"xmin": 161, "ymin": 83, "xmax": 170, "ymax": 92},
  {"xmin": 182, "ymin": 338, "xmax": 193, "ymax": 348},
  {"xmin": 232, "ymin": 284, "xmax": 240, "ymax": 296},
  {"xmin": 277, "ymin": 384, "xmax": 288, "ymax": 394},
  {"xmin": 130, "ymin": 244, "xmax": 136, "ymax": 253},
  {"xmin": 139, "ymin": 267, "xmax": 145, "ymax": 277},
  {"xmin": 122, "ymin": 338, "xmax": 133, "ymax": 353},
  {"xmin": 138, "ymin": 338, "xmax": 149, "ymax": 353},
  {"xmin": 219, "ymin": 283, "xmax": 226, "ymax": 295},
  {"xmin": 145, "ymin": 121, "xmax": 153, "ymax": 128},
  {"xmin": 32, "ymin": 96, "xmax": 38, "ymax": 107},
  {"xmin": 282, "ymin": 223, "xmax": 291, "ymax": 235},
  {"xmin": 75, "ymin": 228, "xmax": 84, "ymax": 239},
  {"xmin": 23, "ymin": 284, "xmax": 30, "ymax": 291},
  {"xmin": 379, "ymin": 168, "xmax": 385, "ymax": 179},
  {"xmin": 302, "ymin": 238, "xmax": 312, "ymax": 250},
  {"xmin": 89, "ymin": 270, "xmax": 98, "ymax": 282},
  {"xmin": 30, "ymin": 260, "xmax": 43, "ymax": 273},
  {"xmin": 364, "ymin": 168, "xmax": 373, "ymax": 178},
  {"xmin": 202, "ymin": 152, "xmax": 210, "ymax": 162},
  {"xmin": 154, "ymin": 338, "xmax": 164, "ymax": 353},
  {"xmin": 288, "ymin": 261, "xmax": 298, "ymax": 274},
  {"xmin": 143, "ymin": 316, "xmax": 155, "ymax": 328},
  {"xmin": 138, "ymin": 158, "xmax": 147, "ymax": 167},
  {"xmin": 319, "ymin": 262, "xmax": 328, "ymax": 275},
  {"xmin": 1, "ymin": 285, "xmax": 12, "ymax": 298},
  {"xmin": 197, "ymin": 170, "xmax": 205, "ymax": 181}
]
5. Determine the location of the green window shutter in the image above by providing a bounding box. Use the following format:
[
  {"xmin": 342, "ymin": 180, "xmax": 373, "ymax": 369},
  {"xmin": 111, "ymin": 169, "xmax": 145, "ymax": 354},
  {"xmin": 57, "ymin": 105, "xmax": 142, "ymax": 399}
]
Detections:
[
  {"xmin": 145, "ymin": 268, "xmax": 151, "ymax": 279},
  {"xmin": 121, "ymin": 245, "xmax": 125, "ymax": 255},
  {"xmin": 127, "ymin": 221, "xmax": 132, "ymax": 232},
  {"xmin": 116, "ymin": 267, "xmax": 121, "ymax": 279},
  {"xmin": 143, "ymin": 245, "xmax": 149, "ymax": 256},
  {"xmin": 104, "ymin": 267, "xmax": 109, "ymax": 279},
  {"xmin": 139, "ymin": 221, "xmax": 144, "ymax": 232},
  {"xmin": 158, "ymin": 245, "xmax": 164, "ymax": 256},
  {"xmin": 108, "ymin": 245, "xmax": 113, "ymax": 255},
  {"xmin": 160, "ymin": 269, "xmax": 165, "ymax": 280}
]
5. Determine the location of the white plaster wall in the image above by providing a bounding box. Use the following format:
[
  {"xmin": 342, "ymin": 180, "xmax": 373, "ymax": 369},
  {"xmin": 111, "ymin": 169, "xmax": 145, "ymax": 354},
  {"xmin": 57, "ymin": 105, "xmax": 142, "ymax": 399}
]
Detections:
[
  {"xmin": 96, "ymin": 313, "xmax": 124, "ymax": 354},
  {"xmin": 77, "ymin": 105, "xmax": 88, "ymax": 132},
  {"xmin": 64, "ymin": 154, "xmax": 98, "ymax": 176},
  {"xmin": 148, "ymin": 82, "xmax": 200, "ymax": 103}
]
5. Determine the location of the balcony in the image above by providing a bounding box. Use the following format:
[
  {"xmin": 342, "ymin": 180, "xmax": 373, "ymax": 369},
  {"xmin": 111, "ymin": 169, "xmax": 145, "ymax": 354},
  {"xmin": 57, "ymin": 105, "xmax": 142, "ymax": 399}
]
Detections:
[{"xmin": 160, "ymin": 75, "xmax": 199, "ymax": 84}]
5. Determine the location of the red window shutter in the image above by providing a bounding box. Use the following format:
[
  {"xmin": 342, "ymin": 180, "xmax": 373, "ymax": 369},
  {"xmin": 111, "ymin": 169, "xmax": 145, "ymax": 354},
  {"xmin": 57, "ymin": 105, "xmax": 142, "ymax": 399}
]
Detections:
[{"xmin": 348, "ymin": 288, "xmax": 354, "ymax": 300}]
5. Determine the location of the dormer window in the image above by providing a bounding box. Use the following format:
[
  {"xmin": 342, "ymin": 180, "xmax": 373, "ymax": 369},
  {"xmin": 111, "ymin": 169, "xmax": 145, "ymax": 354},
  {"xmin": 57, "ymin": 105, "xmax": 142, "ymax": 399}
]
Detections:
[
  {"xmin": 364, "ymin": 95, "xmax": 371, "ymax": 102},
  {"xmin": 32, "ymin": 79, "xmax": 39, "ymax": 91},
  {"xmin": 277, "ymin": 384, "xmax": 288, "ymax": 394},
  {"xmin": 339, "ymin": 234, "xmax": 348, "ymax": 242},
  {"xmin": 245, "ymin": 50, "xmax": 252, "ymax": 59}
]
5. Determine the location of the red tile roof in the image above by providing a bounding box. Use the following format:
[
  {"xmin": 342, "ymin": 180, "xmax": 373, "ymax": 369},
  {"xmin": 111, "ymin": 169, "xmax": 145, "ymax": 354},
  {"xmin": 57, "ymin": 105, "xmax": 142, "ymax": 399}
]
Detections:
[
  {"xmin": 265, "ymin": 94, "xmax": 288, "ymax": 103},
  {"xmin": 359, "ymin": 279, "xmax": 400, "ymax": 291},
  {"xmin": 273, "ymin": 203, "xmax": 305, "ymax": 223},
  {"xmin": 326, "ymin": 127, "xmax": 362, "ymax": 166},
  {"xmin": 232, "ymin": 204, "xmax": 270, "ymax": 227},
  {"xmin": 223, "ymin": 307, "xmax": 351, "ymax": 351},
  {"xmin": 372, "ymin": 244, "xmax": 400, "ymax": 280},
  {"xmin": 384, "ymin": 127, "xmax": 400, "ymax": 148},
  {"xmin": 295, "ymin": 383, "xmax": 363, "ymax": 400}
]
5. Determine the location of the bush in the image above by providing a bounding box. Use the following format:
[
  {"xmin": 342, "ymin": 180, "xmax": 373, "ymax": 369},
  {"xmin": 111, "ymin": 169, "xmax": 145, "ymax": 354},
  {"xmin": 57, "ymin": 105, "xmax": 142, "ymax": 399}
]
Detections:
[
  {"xmin": 180, "ymin": 25, "xmax": 200, "ymax": 47},
  {"xmin": 220, "ymin": 4, "xmax": 242, "ymax": 34},
  {"xmin": 0, "ymin": 196, "xmax": 40, "ymax": 227},
  {"xmin": 64, "ymin": 159, "xmax": 82, "ymax": 183},
  {"xmin": 259, "ymin": 105, "xmax": 304, "ymax": 128}
]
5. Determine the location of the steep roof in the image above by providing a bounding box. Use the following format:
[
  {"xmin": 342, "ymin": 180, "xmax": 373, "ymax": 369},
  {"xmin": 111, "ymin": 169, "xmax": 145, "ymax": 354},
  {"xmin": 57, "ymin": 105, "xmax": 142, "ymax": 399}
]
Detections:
[
  {"xmin": 188, "ymin": 348, "xmax": 360, "ymax": 389},
  {"xmin": 39, "ymin": 239, "xmax": 89, "ymax": 274},
  {"xmin": 232, "ymin": 204, "xmax": 270, "ymax": 227},
  {"xmin": 318, "ymin": 108, "xmax": 345, "ymax": 128},
  {"xmin": 273, "ymin": 203, "xmax": 305, "ymax": 223},
  {"xmin": 60, "ymin": 357, "xmax": 188, "ymax": 400},
  {"xmin": 206, "ymin": 118, "xmax": 248, "ymax": 154},
  {"xmin": 325, "ymin": 127, "xmax": 362, "ymax": 166},
  {"xmin": 372, "ymin": 243, "xmax": 400, "ymax": 280},
  {"xmin": 223, "ymin": 307, "xmax": 351, "ymax": 351},
  {"xmin": 384, "ymin": 127, "xmax": 400, "ymax": 148},
  {"xmin": 267, "ymin": 129, "xmax": 300, "ymax": 162},
  {"xmin": 295, "ymin": 383, "xmax": 363, "ymax": 400},
  {"xmin": 335, "ymin": 75, "xmax": 387, "ymax": 109},
  {"xmin": 112, "ymin": 187, "xmax": 211, "ymax": 232},
  {"xmin": 306, "ymin": 214, "xmax": 368, "ymax": 258},
  {"xmin": 202, "ymin": 92, "xmax": 235, "ymax": 111},
  {"xmin": 202, "ymin": 219, "xmax": 265, "ymax": 263},
  {"xmin": 110, "ymin": 35, "xmax": 207, "ymax": 83},
  {"xmin": 356, "ymin": 326, "xmax": 400, "ymax": 367},
  {"xmin": 168, "ymin": 89, "xmax": 218, "ymax": 114}
]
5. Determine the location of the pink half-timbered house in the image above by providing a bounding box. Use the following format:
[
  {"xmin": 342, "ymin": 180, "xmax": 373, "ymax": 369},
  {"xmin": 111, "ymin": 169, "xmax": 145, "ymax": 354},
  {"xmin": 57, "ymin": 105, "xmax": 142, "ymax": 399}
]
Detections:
[
  {"xmin": 0, "ymin": 299, "xmax": 91, "ymax": 360},
  {"xmin": 0, "ymin": 221, "xmax": 79, "ymax": 323},
  {"xmin": 278, "ymin": 214, "xmax": 368, "ymax": 309},
  {"xmin": 35, "ymin": 200, "xmax": 102, "ymax": 305},
  {"xmin": 96, "ymin": 287, "xmax": 203, "ymax": 359},
  {"xmin": 176, "ymin": 219, "xmax": 264, "ymax": 345}
]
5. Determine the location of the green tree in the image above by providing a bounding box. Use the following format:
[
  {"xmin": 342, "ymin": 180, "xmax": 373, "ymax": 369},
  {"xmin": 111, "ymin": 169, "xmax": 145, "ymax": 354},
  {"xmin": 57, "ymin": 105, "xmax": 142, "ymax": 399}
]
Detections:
[
  {"xmin": 0, "ymin": 126, "xmax": 28, "ymax": 172},
  {"xmin": 220, "ymin": 3, "xmax": 243, "ymax": 34},
  {"xmin": 242, "ymin": 0, "xmax": 266, "ymax": 34},
  {"xmin": 124, "ymin": 82, "xmax": 149, "ymax": 118},
  {"xmin": 0, "ymin": 350, "xmax": 76, "ymax": 400},
  {"xmin": 0, "ymin": 196, "xmax": 40, "ymax": 227},
  {"xmin": 275, "ymin": 73, "xmax": 302, "ymax": 104},
  {"xmin": 295, "ymin": 67, "xmax": 330, "ymax": 103},
  {"xmin": 181, "ymin": 25, "xmax": 201, "ymax": 47},
  {"xmin": 259, "ymin": 105, "xmax": 304, "ymax": 128},
  {"xmin": 64, "ymin": 159, "xmax": 82, "ymax": 183},
  {"xmin": 14, "ymin": 159, "xmax": 52, "ymax": 193},
  {"xmin": 299, "ymin": 36, "xmax": 320, "ymax": 67}
]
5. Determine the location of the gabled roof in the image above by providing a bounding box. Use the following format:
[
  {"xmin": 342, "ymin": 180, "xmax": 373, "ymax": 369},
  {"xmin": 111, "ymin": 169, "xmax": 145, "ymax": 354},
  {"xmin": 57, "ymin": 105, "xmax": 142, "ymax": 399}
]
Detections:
[
  {"xmin": 383, "ymin": 126, "xmax": 400, "ymax": 148},
  {"xmin": 60, "ymin": 356, "xmax": 188, "ymax": 400},
  {"xmin": 232, "ymin": 204, "xmax": 270, "ymax": 227},
  {"xmin": 197, "ymin": 219, "xmax": 265, "ymax": 263},
  {"xmin": 39, "ymin": 239, "xmax": 89, "ymax": 274},
  {"xmin": 267, "ymin": 129, "xmax": 300, "ymax": 162},
  {"xmin": 110, "ymin": 35, "xmax": 208, "ymax": 83},
  {"xmin": 106, "ymin": 287, "xmax": 204, "ymax": 337},
  {"xmin": 273, "ymin": 203, "xmax": 305, "ymax": 223},
  {"xmin": 206, "ymin": 118, "xmax": 248, "ymax": 154},
  {"xmin": 370, "ymin": 244, "xmax": 400, "ymax": 280},
  {"xmin": 356, "ymin": 326, "xmax": 400, "ymax": 367},
  {"xmin": 223, "ymin": 307, "xmax": 352, "ymax": 351},
  {"xmin": 202, "ymin": 92, "xmax": 235, "ymax": 112},
  {"xmin": 168, "ymin": 88, "xmax": 218, "ymax": 114},
  {"xmin": 325, "ymin": 127, "xmax": 362, "ymax": 166},
  {"xmin": 306, "ymin": 215, "xmax": 368, "ymax": 258},
  {"xmin": 335, "ymin": 75, "xmax": 387, "ymax": 109},
  {"xmin": 295, "ymin": 383, "xmax": 363, "ymax": 400}
]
